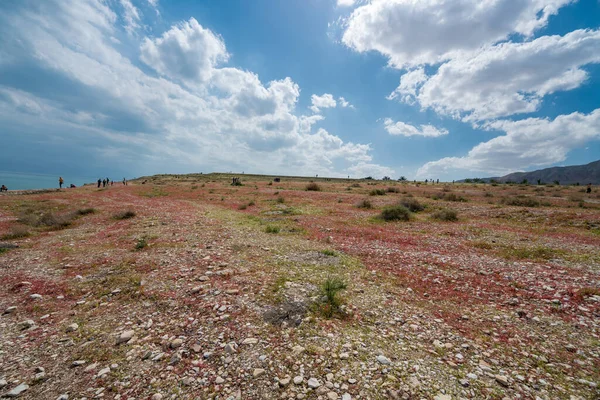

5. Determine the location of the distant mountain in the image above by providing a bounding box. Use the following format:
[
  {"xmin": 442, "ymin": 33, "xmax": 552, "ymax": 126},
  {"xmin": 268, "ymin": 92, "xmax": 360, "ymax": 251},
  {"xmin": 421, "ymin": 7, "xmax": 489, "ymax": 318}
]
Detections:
[{"xmin": 462, "ymin": 160, "xmax": 600, "ymax": 185}]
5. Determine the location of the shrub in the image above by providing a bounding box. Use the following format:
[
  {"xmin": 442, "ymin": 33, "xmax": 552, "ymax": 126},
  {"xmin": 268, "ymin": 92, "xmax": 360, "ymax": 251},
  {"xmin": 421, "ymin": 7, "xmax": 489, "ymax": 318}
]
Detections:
[
  {"xmin": 442, "ymin": 193, "xmax": 468, "ymax": 202},
  {"xmin": 321, "ymin": 249, "xmax": 336, "ymax": 256},
  {"xmin": 248, "ymin": 200, "xmax": 255, "ymax": 206},
  {"xmin": 576, "ymin": 287, "xmax": 600, "ymax": 299},
  {"xmin": 483, "ymin": 192, "xmax": 494, "ymax": 197},
  {"xmin": 356, "ymin": 199, "xmax": 372, "ymax": 209},
  {"xmin": 1, "ymin": 226, "xmax": 30, "ymax": 240},
  {"xmin": 471, "ymin": 241, "xmax": 493, "ymax": 250},
  {"xmin": 431, "ymin": 208, "xmax": 458, "ymax": 221},
  {"xmin": 135, "ymin": 237, "xmax": 148, "ymax": 250},
  {"xmin": 306, "ymin": 182, "xmax": 321, "ymax": 191},
  {"xmin": 400, "ymin": 197, "xmax": 425, "ymax": 212},
  {"xmin": 39, "ymin": 212, "xmax": 72, "ymax": 229},
  {"xmin": 277, "ymin": 196, "xmax": 285, "ymax": 204},
  {"xmin": 350, "ymin": 183, "xmax": 361, "ymax": 188},
  {"xmin": 319, "ymin": 277, "xmax": 347, "ymax": 318},
  {"xmin": 113, "ymin": 210, "xmax": 136, "ymax": 220},
  {"xmin": 369, "ymin": 189, "xmax": 386, "ymax": 196},
  {"xmin": 386, "ymin": 187, "xmax": 400, "ymax": 193},
  {"xmin": 76, "ymin": 208, "xmax": 96, "ymax": 216},
  {"xmin": 380, "ymin": 205, "xmax": 411, "ymax": 221},
  {"xmin": 501, "ymin": 197, "xmax": 539, "ymax": 207},
  {"xmin": 265, "ymin": 225, "xmax": 280, "ymax": 234},
  {"xmin": 238, "ymin": 203, "xmax": 248, "ymax": 210}
]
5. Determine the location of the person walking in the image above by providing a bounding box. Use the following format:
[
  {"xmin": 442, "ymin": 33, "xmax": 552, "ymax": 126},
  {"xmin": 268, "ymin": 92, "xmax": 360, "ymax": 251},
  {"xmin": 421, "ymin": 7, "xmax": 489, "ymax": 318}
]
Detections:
[
  {"xmin": 97, "ymin": 178, "xmax": 102, "ymax": 188},
  {"xmin": 59, "ymin": 176, "xmax": 64, "ymax": 189}
]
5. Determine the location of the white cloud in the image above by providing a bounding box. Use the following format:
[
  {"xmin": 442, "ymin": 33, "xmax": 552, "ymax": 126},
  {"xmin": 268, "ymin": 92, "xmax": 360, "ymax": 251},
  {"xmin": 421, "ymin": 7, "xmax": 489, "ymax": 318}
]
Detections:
[
  {"xmin": 383, "ymin": 118, "xmax": 448, "ymax": 137},
  {"xmin": 310, "ymin": 93, "xmax": 337, "ymax": 113},
  {"xmin": 393, "ymin": 29, "xmax": 600, "ymax": 122},
  {"xmin": 140, "ymin": 17, "xmax": 229, "ymax": 84},
  {"xmin": 337, "ymin": 0, "xmax": 357, "ymax": 7},
  {"xmin": 0, "ymin": 0, "xmax": 393, "ymax": 179},
  {"xmin": 342, "ymin": 0, "xmax": 573, "ymax": 69},
  {"xmin": 338, "ymin": 96, "xmax": 354, "ymax": 109},
  {"xmin": 417, "ymin": 109, "xmax": 600, "ymax": 178},
  {"xmin": 346, "ymin": 162, "xmax": 396, "ymax": 179},
  {"xmin": 119, "ymin": 0, "xmax": 141, "ymax": 35}
]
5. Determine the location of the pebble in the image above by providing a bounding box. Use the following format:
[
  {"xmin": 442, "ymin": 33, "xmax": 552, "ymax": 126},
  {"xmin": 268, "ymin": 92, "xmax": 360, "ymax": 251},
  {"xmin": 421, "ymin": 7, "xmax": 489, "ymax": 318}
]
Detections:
[
  {"xmin": 341, "ymin": 394, "xmax": 351, "ymax": 400},
  {"xmin": 215, "ymin": 376, "xmax": 225, "ymax": 384},
  {"xmin": 29, "ymin": 294, "xmax": 42, "ymax": 300},
  {"xmin": 253, "ymin": 368, "xmax": 265, "ymax": 378},
  {"xmin": 5, "ymin": 383, "xmax": 29, "ymax": 397},
  {"xmin": 279, "ymin": 377, "xmax": 291, "ymax": 387},
  {"xmin": 151, "ymin": 394, "xmax": 163, "ymax": 400},
  {"xmin": 307, "ymin": 378, "xmax": 321, "ymax": 389},
  {"xmin": 495, "ymin": 375, "xmax": 510, "ymax": 387},
  {"xmin": 71, "ymin": 360, "xmax": 86, "ymax": 367},
  {"xmin": 97, "ymin": 367, "xmax": 110, "ymax": 378},
  {"xmin": 19, "ymin": 320, "xmax": 34, "ymax": 330},
  {"xmin": 116, "ymin": 330, "xmax": 135, "ymax": 345},
  {"xmin": 242, "ymin": 338, "xmax": 258, "ymax": 345},
  {"xmin": 66, "ymin": 323, "xmax": 79, "ymax": 332},
  {"xmin": 433, "ymin": 395, "xmax": 451, "ymax": 400},
  {"xmin": 56, "ymin": 395, "xmax": 69, "ymax": 400},
  {"xmin": 170, "ymin": 338, "xmax": 183, "ymax": 349},
  {"xmin": 293, "ymin": 376, "xmax": 303, "ymax": 385},
  {"xmin": 3, "ymin": 306, "xmax": 16, "ymax": 314},
  {"xmin": 376, "ymin": 355, "xmax": 391, "ymax": 365},
  {"xmin": 327, "ymin": 392, "xmax": 338, "ymax": 400}
]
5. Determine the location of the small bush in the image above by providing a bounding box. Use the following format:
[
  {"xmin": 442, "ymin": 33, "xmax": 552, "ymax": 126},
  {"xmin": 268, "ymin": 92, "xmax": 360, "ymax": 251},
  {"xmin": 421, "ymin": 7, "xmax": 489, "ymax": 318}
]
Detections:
[
  {"xmin": 238, "ymin": 203, "xmax": 248, "ymax": 210},
  {"xmin": 76, "ymin": 208, "xmax": 96, "ymax": 216},
  {"xmin": 400, "ymin": 197, "xmax": 425, "ymax": 212},
  {"xmin": 442, "ymin": 193, "xmax": 468, "ymax": 202},
  {"xmin": 351, "ymin": 183, "xmax": 361, "ymax": 188},
  {"xmin": 502, "ymin": 197, "xmax": 539, "ymax": 207},
  {"xmin": 248, "ymin": 200, "xmax": 255, "ymax": 206},
  {"xmin": 321, "ymin": 249, "xmax": 336, "ymax": 256},
  {"xmin": 319, "ymin": 277, "xmax": 347, "ymax": 318},
  {"xmin": 576, "ymin": 287, "xmax": 600, "ymax": 299},
  {"xmin": 113, "ymin": 210, "xmax": 136, "ymax": 220},
  {"xmin": 277, "ymin": 196, "xmax": 285, "ymax": 204},
  {"xmin": 135, "ymin": 237, "xmax": 148, "ymax": 250},
  {"xmin": 380, "ymin": 205, "xmax": 411, "ymax": 221},
  {"xmin": 265, "ymin": 225, "xmax": 280, "ymax": 234},
  {"xmin": 471, "ymin": 241, "xmax": 493, "ymax": 250},
  {"xmin": 39, "ymin": 212, "xmax": 72, "ymax": 229},
  {"xmin": 356, "ymin": 199, "xmax": 372, "ymax": 209},
  {"xmin": 431, "ymin": 209, "xmax": 458, "ymax": 221},
  {"xmin": 1, "ymin": 226, "xmax": 31, "ymax": 240},
  {"xmin": 306, "ymin": 182, "xmax": 321, "ymax": 191},
  {"xmin": 369, "ymin": 189, "xmax": 386, "ymax": 196},
  {"xmin": 483, "ymin": 192, "xmax": 494, "ymax": 197},
  {"xmin": 386, "ymin": 187, "xmax": 400, "ymax": 193}
]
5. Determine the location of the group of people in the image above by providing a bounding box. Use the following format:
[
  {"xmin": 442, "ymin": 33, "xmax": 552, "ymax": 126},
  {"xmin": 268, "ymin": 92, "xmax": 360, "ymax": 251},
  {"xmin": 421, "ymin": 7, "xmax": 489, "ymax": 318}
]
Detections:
[
  {"xmin": 0, "ymin": 184, "xmax": 7, "ymax": 192},
  {"xmin": 97, "ymin": 177, "xmax": 128, "ymax": 188}
]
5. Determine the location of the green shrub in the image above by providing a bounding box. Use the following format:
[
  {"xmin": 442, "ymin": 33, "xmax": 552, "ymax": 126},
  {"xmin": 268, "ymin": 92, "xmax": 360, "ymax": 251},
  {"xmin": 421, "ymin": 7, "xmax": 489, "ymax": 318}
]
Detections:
[
  {"xmin": 431, "ymin": 209, "xmax": 458, "ymax": 221},
  {"xmin": 1, "ymin": 226, "xmax": 31, "ymax": 240},
  {"xmin": 319, "ymin": 277, "xmax": 347, "ymax": 318},
  {"xmin": 321, "ymin": 249, "xmax": 336, "ymax": 256},
  {"xmin": 400, "ymin": 197, "xmax": 425, "ymax": 212},
  {"xmin": 306, "ymin": 182, "xmax": 321, "ymax": 191},
  {"xmin": 135, "ymin": 237, "xmax": 148, "ymax": 250},
  {"xmin": 277, "ymin": 196, "xmax": 285, "ymax": 204},
  {"xmin": 380, "ymin": 205, "xmax": 411, "ymax": 221},
  {"xmin": 369, "ymin": 189, "xmax": 386, "ymax": 196},
  {"xmin": 76, "ymin": 208, "xmax": 96, "ymax": 215},
  {"xmin": 238, "ymin": 203, "xmax": 248, "ymax": 210},
  {"xmin": 386, "ymin": 187, "xmax": 400, "ymax": 193},
  {"xmin": 265, "ymin": 225, "xmax": 280, "ymax": 234}
]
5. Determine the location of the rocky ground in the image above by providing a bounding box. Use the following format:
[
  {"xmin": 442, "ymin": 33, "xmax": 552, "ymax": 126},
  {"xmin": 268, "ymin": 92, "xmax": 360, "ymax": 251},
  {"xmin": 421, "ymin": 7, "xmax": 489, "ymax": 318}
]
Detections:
[{"xmin": 0, "ymin": 174, "xmax": 598, "ymax": 400}]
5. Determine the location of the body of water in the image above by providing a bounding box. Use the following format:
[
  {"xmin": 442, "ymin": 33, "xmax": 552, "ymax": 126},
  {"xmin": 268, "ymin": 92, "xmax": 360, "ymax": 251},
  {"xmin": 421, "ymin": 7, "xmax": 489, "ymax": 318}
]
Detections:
[{"xmin": 0, "ymin": 172, "xmax": 100, "ymax": 191}]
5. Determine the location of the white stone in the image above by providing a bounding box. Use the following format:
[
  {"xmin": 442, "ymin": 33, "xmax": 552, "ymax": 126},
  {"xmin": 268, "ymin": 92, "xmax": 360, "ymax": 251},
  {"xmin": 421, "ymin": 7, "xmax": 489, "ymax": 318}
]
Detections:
[{"xmin": 307, "ymin": 378, "xmax": 321, "ymax": 389}]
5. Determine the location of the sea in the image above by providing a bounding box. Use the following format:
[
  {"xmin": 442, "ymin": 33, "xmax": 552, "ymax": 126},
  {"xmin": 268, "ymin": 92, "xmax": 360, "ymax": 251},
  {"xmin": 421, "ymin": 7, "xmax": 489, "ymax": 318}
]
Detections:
[{"xmin": 0, "ymin": 171, "xmax": 100, "ymax": 191}]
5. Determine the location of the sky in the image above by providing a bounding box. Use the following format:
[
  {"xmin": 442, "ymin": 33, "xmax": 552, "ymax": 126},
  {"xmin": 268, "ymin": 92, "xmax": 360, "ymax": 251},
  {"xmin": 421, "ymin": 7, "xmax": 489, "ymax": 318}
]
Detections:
[{"xmin": 0, "ymin": 0, "xmax": 599, "ymax": 181}]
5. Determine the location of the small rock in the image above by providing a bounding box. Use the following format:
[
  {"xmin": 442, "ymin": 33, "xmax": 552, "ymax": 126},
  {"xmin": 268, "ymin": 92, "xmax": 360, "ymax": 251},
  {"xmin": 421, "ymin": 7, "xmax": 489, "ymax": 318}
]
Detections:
[
  {"xmin": 215, "ymin": 376, "xmax": 225, "ymax": 384},
  {"xmin": 327, "ymin": 392, "xmax": 338, "ymax": 400},
  {"xmin": 5, "ymin": 383, "xmax": 29, "ymax": 397},
  {"xmin": 341, "ymin": 394, "xmax": 351, "ymax": 400},
  {"xmin": 242, "ymin": 338, "xmax": 258, "ymax": 345},
  {"xmin": 71, "ymin": 360, "xmax": 86, "ymax": 367},
  {"xmin": 253, "ymin": 368, "xmax": 265, "ymax": 378},
  {"xmin": 433, "ymin": 395, "xmax": 451, "ymax": 400},
  {"xmin": 56, "ymin": 395, "xmax": 69, "ymax": 400},
  {"xmin": 97, "ymin": 367, "xmax": 110, "ymax": 378},
  {"xmin": 0, "ymin": 379, "xmax": 6, "ymax": 389},
  {"xmin": 339, "ymin": 352, "xmax": 350, "ymax": 359},
  {"xmin": 459, "ymin": 378, "xmax": 469, "ymax": 387},
  {"xmin": 18, "ymin": 320, "xmax": 35, "ymax": 330},
  {"xmin": 116, "ymin": 330, "xmax": 134, "ymax": 345},
  {"xmin": 29, "ymin": 294, "xmax": 42, "ymax": 300},
  {"xmin": 279, "ymin": 377, "xmax": 291, "ymax": 387},
  {"xmin": 170, "ymin": 338, "xmax": 183, "ymax": 349},
  {"xmin": 307, "ymin": 378, "xmax": 321, "ymax": 389},
  {"xmin": 293, "ymin": 376, "xmax": 303, "ymax": 385},
  {"xmin": 3, "ymin": 306, "xmax": 16, "ymax": 314},
  {"xmin": 495, "ymin": 375, "xmax": 510, "ymax": 387},
  {"xmin": 151, "ymin": 394, "xmax": 163, "ymax": 400},
  {"xmin": 376, "ymin": 355, "xmax": 391, "ymax": 365},
  {"xmin": 66, "ymin": 323, "xmax": 79, "ymax": 333}
]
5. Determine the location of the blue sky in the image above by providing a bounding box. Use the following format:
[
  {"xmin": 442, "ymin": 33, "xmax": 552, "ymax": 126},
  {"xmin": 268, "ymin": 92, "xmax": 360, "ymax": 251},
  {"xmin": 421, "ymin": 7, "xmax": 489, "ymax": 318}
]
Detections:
[{"xmin": 0, "ymin": 0, "xmax": 599, "ymax": 181}]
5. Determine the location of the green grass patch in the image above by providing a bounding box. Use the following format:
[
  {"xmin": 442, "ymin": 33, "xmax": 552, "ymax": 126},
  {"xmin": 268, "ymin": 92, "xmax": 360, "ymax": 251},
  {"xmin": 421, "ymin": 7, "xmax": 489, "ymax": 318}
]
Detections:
[{"xmin": 265, "ymin": 225, "xmax": 280, "ymax": 234}]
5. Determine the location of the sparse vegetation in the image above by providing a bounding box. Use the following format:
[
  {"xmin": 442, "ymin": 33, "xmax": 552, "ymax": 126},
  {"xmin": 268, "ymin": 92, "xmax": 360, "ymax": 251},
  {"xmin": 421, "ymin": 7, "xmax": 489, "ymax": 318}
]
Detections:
[
  {"xmin": 305, "ymin": 182, "xmax": 321, "ymax": 191},
  {"xmin": 135, "ymin": 237, "xmax": 148, "ymax": 250},
  {"xmin": 431, "ymin": 208, "xmax": 458, "ymax": 221},
  {"xmin": 1, "ymin": 226, "xmax": 31, "ymax": 240},
  {"xmin": 501, "ymin": 197, "xmax": 540, "ymax": 207},
  {"xmin": 76, "ymin": 208, "xmax": 96, "ymax": 215},
  {"xmin": 400, "ymin": 197, "xmax": 425, "ymax": 212},
  {"xmin": 265, "ymin": 225, "xmax": 280, "ymax": 234},
  {"xmin": 356, "ymin": 199, "xmax": 372, "ymax": 209},
  {"xmin": 369, "ymin": 189, "xmax": 386, "ymax": 196},
  {"xmin": 113, "ymin": 210, "xmax": 136, "ymax": 220},
  {"xmin": 320, "ymin": 249, "xmax": 337, "ymax": 256}
]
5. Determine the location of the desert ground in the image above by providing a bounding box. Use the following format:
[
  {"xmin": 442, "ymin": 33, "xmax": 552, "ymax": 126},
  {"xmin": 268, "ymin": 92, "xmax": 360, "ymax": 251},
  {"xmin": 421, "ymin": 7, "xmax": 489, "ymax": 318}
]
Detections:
[{"xmin": 0, "ymin": 174, "xmax": 599, "ymax": 400}]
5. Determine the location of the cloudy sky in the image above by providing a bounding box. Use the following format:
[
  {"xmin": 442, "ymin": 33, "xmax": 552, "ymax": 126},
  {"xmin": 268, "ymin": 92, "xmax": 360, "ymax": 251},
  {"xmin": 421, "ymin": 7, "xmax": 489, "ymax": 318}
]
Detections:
[{"xmin": 0, "ymin": 0, "xmax": 599, "ymax": 181}]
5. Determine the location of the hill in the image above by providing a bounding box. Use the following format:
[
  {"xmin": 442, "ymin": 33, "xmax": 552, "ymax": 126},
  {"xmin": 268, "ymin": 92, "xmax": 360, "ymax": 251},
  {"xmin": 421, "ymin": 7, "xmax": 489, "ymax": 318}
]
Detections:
[{"xmin": 466, "ymin": 160, "xmax": 600, "ymax": 185}]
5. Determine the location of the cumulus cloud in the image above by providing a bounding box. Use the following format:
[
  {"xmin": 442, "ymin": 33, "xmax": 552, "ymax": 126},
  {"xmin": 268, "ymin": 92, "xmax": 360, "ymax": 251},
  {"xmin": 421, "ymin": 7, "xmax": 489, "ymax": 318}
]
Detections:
[
  {"xmin": 338, "ymin": 96, "xmax": 354, "ymax": 109},
  {"xmin": 342, "ymin": 0, "xmax": 573, "ymax": 69},
  {"xmin": 140, "ymin": 17, "xmax": 229, "ymax": 84},
  {"xmin": 417, "ymin": 109, "xmax": 600, "ymax": 178},
  {"xmin": 392, "ymin": 29, "xmax": 600, "ymax": 122},
  {"xmin": 383, "ymin": 118, "xmax": 448, "ymax": 137},
  {"xmin": 0, "ymin": 0, "xmax": 393, "ymax": 179},
  {"xmin": 337, "ymin": 0, "xmax": 357, "ymax": 7},
  {"xmin": 310, "ymin": 93, "xmax": 337, "ymax": 113}
]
